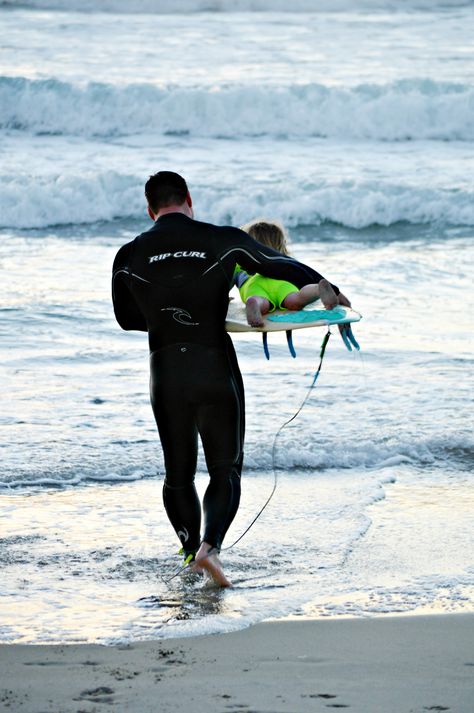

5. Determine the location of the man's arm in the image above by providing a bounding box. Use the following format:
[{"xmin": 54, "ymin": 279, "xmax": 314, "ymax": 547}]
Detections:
[
  {"xmin": 221, "ymin": 227, "xmax": 340, "ymax": 295},
  {"xmin": 220, "ymin": 226, "xmax": 357, "ymax": 348},
  {"xmin": 112, "ymin": 242, "xmax": 148, "ymax": 332}
]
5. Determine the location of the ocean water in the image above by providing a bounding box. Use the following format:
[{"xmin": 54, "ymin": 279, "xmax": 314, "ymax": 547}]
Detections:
[{"xmin": 0, "ymin": 0, "xmax": 473, "ymax": 644}]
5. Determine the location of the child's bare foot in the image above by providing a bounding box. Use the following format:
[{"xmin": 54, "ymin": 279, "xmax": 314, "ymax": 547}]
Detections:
[
  {"xmin": 192, "ymin": 542, "xmax": 232, "ymax": 588},
  {"xmin": 245, "ymin": 296, "xmax": 265, "ymax": 327},
  {"xmin": 319, "ymin": 279, "xmax": 338, "ymax": 310}
]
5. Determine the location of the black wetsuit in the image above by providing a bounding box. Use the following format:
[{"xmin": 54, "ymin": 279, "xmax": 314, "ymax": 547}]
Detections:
[{"xmin": 112, "ymin": 213, "xmax": 337, "ymax": 554}]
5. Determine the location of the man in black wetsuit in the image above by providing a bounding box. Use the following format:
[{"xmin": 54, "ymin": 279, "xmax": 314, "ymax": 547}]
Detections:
[{"xmin": 112, "ymin": 171, "xmax": 351, "ymax": 586}]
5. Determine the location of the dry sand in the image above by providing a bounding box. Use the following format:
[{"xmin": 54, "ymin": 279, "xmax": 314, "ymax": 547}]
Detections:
[{"xmin": 0, "ymin": 614, "xmax": 473, "ymax": 713}]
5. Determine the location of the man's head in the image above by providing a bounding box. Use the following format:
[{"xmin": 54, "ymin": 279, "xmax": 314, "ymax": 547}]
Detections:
[{"xmin": 145, "ymin": 171, "xmax": 193, "ymax": 220}]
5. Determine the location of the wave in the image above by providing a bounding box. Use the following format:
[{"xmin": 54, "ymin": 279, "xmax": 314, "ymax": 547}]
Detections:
[
  {"xmin": 2, "ymin": 0, "xmax": 470, "ymax": 14},
  {"xmin": 1, "ymin": 171, "xmax": 473, "ymax": 229},
  {"xmin": 1, "ymin": 434, "xmax": 471, "ymax": 491},
  {"xmin": 1, "ymin": 77, "xmax": 473, "ymax": 142},
  {"xmin": 0, "ymin": 171, "xmax": 144, "ymax": 229},
  {"xmin": 245, "ymin": 433, "xmax": 474, "ymax": 472}
]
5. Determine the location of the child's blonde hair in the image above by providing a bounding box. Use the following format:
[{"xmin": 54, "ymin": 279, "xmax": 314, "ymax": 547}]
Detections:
[{"xmin": 241, "ymin": 219, "xmax": 290, "ymax": 256}]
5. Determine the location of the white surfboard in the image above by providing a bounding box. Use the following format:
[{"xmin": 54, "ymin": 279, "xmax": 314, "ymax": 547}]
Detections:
[{"xmin": 225, "ymin": 300, "xmax": 362, "ymax": 333}]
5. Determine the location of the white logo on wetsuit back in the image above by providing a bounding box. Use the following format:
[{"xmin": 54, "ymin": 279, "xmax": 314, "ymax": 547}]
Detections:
[
  {"xmin": 149, "ymin": 251, "xmax": 207, "ymax": 263},
  {"xmin": 161, "ymin": 307, "xmax": 199, "ymax": 326}
]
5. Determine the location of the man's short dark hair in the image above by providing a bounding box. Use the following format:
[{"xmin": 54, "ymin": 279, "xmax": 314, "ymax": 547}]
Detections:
[{"xmin": 145, "ymin": 171, "xmax": 189, "ymax": 213}]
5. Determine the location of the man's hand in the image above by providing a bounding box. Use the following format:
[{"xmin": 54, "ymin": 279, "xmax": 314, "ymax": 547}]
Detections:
[
  {"xmin": 336, "ymin": 292, "xmax": 360, "ymax": 351},
  {"xmin": 337, "ymin": 291, "xmax": 351, "ymax": 308}
]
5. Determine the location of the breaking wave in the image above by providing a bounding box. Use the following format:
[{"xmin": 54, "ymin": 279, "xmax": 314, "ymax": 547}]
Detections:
[
  {"xmin": 1, "ymin": 171, "xmax": 473, "ymax": 229},
  {"xmin": 1, "ymin": 433, "xmax": 471, "ymax": 491},
  {"xmin": 1, "ymin": 77, "xmax": 473, "ymax": 142}
]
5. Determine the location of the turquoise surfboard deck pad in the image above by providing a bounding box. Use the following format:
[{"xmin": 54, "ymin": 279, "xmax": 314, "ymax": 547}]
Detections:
[{"xmin": 225, "ymin": 300, "xmax": 362, "ymax": 333}]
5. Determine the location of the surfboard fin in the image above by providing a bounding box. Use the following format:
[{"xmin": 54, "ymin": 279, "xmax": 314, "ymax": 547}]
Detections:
[
  {"xmin": 262, "ymin": 332, "xmax": 270, "ymax": 360},
  {"xmin": 286, "ymin": 330, "xmax": 296, "ymax": 358},
  {"xmin": 262, "ymin": 331, "xmax": 297, "ymax": 359},
  {"xmin": 347, "ymin": 326, "xmax": 360, "ymax": 351},
  {"xmin": 341, "ymin": 325, "xmax": 360, "ymax": 352}
]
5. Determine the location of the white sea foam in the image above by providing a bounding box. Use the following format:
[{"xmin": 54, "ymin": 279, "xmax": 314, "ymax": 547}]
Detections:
[
  {"xmin": 2, "ymin": 170, "xmax": 473, "ymax": 229},
  {"xmin": 0, "ymin": 171, "xmax": 143, "ymax": 228},
  {"xmin": 0, "ymin": 472, "xmax": 390, "ymax": 643},
  {"xmin": 2, "ymin": 0, "xmax": 469, "ymax": 13},
  {"xmin": 0, "ymin": 429, "xmax": 470, "ymax": 491},
  {"xmin": 2, "ymin": 77, "xmax": 472, "ymax": 142}
]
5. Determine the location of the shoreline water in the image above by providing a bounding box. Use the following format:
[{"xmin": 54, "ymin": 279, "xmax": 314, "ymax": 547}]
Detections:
[
  {"xmin": 2, "ymin": 466, "xmax": 473, "ymax": 645},
  {"xmin": 2, "ymin": 223, "xmax": 472, "ymax": 643},
  {"xmin": 1, "ymin": 614, "xmax": 472, "ymax": 713}
]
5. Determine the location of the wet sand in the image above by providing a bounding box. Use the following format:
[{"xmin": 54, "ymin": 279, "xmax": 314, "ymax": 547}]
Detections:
[{"xmin": 1, "ymin": 614, "xmax": 473, "ymax": 712}]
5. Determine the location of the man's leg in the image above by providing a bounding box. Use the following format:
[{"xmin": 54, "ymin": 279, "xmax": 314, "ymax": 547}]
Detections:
[
  {"xmin": 149, "ymin": 350, "xmax": 201, "ymax": 557},
  {"xmin": 196, "ymin": 404, "xmax": 242, "ymax": 554},
  {"xmin": 191, "ymin": 345, "xmax": 244, "ymax": 586}
]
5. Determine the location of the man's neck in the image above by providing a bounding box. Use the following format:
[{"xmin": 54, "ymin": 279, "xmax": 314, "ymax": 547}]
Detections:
[{"xmin": 154, "ymin": 204, "xmax": 192, "ymax": 220}]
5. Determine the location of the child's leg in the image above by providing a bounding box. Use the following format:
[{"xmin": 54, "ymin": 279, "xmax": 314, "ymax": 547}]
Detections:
[
  {"xmin": 283, "ymin": 279, "xmax": 338, "ymax": 311},
  {"xmin": 283, "ymin": 284, "xmax": 319, "ymax": 310},
  {"xmin": 245, "ymin": 296, "xmax": 271, "ymax": 327}
]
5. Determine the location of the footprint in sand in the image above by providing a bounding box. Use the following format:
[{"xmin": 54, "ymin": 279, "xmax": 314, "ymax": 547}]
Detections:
[
  {"xmin": 301, "ymin": 693, "xmax": 349, "ymax": 708},
  {"xmin": 75, "ymin": 686, "xmax": 115, "ymax": 704},
  {"xmin": 302, "ymin": 693, "xmax": 338, "ymax": 699}
]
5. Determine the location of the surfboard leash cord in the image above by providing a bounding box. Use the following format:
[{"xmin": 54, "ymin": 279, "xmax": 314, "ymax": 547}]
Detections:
[{"xmin": 221, "ymin": 326, "xmax": 333, "ymax": 552}]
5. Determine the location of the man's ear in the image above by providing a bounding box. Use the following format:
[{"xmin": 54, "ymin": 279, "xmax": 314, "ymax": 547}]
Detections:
[
  {"xmin": 147, "ymin": 205, "xmax": 155, "ymax": 221},
  {"xmin": 185, "ymin": 191, "xmax": 193, "ymax": 208}
]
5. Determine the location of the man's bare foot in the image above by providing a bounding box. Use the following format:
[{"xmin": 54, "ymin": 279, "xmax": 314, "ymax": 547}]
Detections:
[
  {"xmin": 319, "ymin": 279, "xmax": 338, "ymax": 310},
  {"xmin": 245, "ymin": 297, "xmax": 265, "ymax": 328},
  {"xmin": 192, "ymin": 542, "xmax": 232, "ymax": 588}
]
